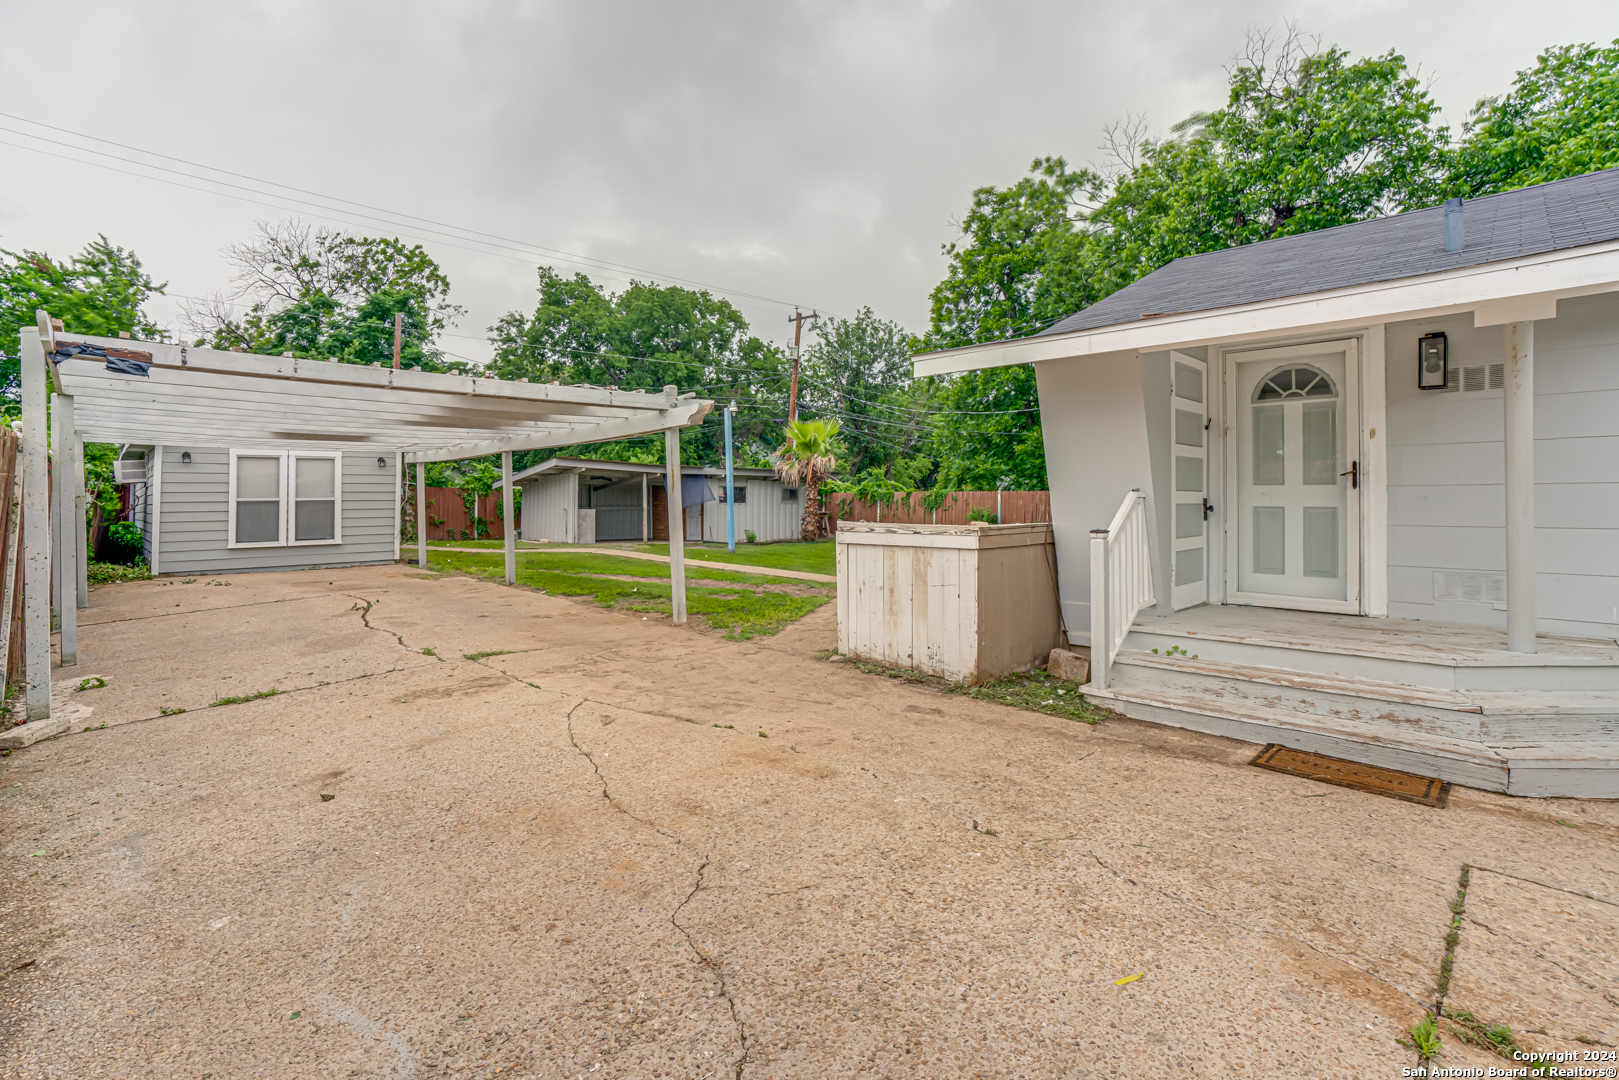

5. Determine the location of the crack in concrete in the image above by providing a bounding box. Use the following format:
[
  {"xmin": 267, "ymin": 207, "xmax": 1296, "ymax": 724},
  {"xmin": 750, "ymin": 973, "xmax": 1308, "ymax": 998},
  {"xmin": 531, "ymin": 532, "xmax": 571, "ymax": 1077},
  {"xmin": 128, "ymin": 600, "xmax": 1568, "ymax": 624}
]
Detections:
[
  {"xmin": 347, "ymin": 595, "xmax": 445, "ymax": 661},
  {"xmin": 1465, "ymin": 915, "xmax": 1607, "ymax": 993},
  {"xmin": 1471, "ymin": 864, "xmax": 1619, "ymax": 909},
  {"xmin": 80, "ymin": 592, "xmax": 335, "ymax": 626},
  {"xmin": 473, "ymin": 662, "xmax": 753, "ymax": 1077}
]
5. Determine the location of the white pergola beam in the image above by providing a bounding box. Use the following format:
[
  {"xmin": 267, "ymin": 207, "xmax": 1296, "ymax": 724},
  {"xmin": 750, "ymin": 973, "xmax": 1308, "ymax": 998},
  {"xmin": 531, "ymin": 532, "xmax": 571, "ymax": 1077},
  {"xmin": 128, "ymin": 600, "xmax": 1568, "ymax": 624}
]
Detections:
[{"xmin": 409, "ymin": 399, "xmax": 712, "ymax": 463}]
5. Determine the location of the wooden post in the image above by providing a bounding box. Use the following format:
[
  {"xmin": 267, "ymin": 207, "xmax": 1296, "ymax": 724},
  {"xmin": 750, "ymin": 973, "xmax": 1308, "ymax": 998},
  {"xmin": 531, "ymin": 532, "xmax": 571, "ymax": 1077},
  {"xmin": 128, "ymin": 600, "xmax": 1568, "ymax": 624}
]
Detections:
[
  {"xmin": 393, "ymin": 313, "xmax": 403, "ymax": 370},
  {"xmin": 1504, "ymin": 320, "xmax": 1536, "ymax": 654},
  {"xmin": 0, "ymin": 442, "xmax": 21, "ymax": 702},
  {"xmin": 22, "ymin": 320, "xmax": 51, "ymax": 719},
  {"xmin": 52, "ymin": 393, "xmax": 76, "ymax": 665},
  {"xmin": 415, "ymin": 458, "xmax": 427, "ymax": 571},
  {"xmin": 501, "ymin": 451, "xmax": 515, "ymax": 585},
  {"xmin": 665, "ymin": 426, "xmax": 686, "ymax": 625},
  {"xmin": 1089, "ymin": 528, "xmax": 1109, "ymax": 689},
  {"xmin": 641, "ymin": 472, "xmax": 648, "ymax": 543},
  {"xmin": 74, "ymin": 434, "xmax": 87, "ymax": 609}
]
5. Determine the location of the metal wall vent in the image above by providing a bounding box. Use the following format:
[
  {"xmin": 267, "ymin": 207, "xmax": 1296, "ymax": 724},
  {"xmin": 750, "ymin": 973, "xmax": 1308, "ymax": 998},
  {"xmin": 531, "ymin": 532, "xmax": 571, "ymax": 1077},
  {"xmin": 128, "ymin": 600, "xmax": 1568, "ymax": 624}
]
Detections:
[
  {"xmin": 1434, "ymin": 570, "xmax": 1506, "ymax": 605},
  {"xmin": 1439, "ymin": 362, "xmax": 1505, "ymax": 394}
]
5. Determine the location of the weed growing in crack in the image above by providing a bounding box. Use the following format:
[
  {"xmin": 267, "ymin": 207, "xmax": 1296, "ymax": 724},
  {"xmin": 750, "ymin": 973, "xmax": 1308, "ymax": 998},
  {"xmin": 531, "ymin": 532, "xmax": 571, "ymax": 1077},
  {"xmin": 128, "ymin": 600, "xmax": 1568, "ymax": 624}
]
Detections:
[
  {"xmin": 210, "ymin": 689, "xmax": 281, "ymax": 708},
  {"xmin": 1434, "ymin": 864, "xmax": 1471, "ymax": 1000},
  {"xmin": 1444, "ymin": 1008, "xmax": 1528, "ymax": 1063},
  {"xmin": 1406, "ymin": 1014, "xmax": 1443, "ymax": 1062},
  {"xmin": 464, "ymin": 650, "xmax": 516, "ymax": 661},
  {"xmin": 159, "ymin": 706, "xmax": 185, "ymax": 716}
]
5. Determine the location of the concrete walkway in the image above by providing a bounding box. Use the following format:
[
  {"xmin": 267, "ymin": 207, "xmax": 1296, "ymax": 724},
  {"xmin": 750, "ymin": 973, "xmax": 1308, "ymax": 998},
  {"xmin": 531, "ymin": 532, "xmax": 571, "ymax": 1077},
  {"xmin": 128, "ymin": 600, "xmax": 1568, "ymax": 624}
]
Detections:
[
  {"xmin": 435, "ymin": 544, "xmax": 838, "ymax": 583},
  {"xmin": 3, "ymin": 566, "xmax": 1613, "ymax": 1076}
]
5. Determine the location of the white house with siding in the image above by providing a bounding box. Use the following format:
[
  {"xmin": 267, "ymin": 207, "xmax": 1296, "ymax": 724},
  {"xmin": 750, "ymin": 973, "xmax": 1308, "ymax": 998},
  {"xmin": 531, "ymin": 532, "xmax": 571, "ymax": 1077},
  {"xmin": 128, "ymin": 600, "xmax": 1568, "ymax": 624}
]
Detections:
[
  {"xmin": 915, "ymin": 167, "xmax": 1619, "ymax": 798},
  {"xmin": 510, "ymin": 456, "xmax": 804, "ymax": 544}
]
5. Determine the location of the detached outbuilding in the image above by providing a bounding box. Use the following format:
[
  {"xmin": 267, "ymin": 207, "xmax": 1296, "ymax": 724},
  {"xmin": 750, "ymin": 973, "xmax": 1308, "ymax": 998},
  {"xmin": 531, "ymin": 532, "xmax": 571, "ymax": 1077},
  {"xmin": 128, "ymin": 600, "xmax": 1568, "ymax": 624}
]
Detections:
[{"xmin": 510, "ymin": 456, "xmax": 804, "ymax": 544}]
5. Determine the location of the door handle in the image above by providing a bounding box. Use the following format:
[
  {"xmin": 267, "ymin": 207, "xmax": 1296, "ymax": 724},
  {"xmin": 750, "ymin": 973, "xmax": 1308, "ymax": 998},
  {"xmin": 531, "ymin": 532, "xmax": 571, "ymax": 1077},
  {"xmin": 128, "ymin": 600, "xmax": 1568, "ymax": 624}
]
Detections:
[
  {"xmin": 1202, "ymin": 498, "xmax": 1214, "ymax": 521},
  {"xmin": 1339, "ymin": 461, "xmax": 1359, "ymax": 489}
]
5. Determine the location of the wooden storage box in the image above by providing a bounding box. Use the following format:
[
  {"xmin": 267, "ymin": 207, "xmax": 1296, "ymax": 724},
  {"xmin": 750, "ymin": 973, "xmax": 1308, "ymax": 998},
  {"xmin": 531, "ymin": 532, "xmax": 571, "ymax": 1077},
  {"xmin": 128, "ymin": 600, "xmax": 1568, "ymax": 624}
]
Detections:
[{"xmin": 836, "ymin": 522, "xmax": 1063, "ymax": 684}]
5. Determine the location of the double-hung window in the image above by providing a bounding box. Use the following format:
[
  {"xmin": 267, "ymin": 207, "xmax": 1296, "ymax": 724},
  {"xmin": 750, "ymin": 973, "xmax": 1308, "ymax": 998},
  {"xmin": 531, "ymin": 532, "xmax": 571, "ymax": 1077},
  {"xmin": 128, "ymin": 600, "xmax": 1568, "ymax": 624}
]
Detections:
[{"xmin": 229, "ymin": 450, "xmax": 342, "ymax": 548}]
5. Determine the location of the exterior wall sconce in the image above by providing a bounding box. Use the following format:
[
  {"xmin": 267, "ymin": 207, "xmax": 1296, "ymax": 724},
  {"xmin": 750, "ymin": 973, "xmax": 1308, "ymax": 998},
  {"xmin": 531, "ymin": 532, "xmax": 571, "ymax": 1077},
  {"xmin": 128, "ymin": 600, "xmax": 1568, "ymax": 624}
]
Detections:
[
  {"xmin": 180, "ymin": 451, "xmax": 192, "ymax": 464},
  {"xmin": 377, "ymin": 456, "xmax": 387, "ymax": 468},
  {"xmin": 1418, "ymin": 332, "xmax": 1448, "ymax": 390}
]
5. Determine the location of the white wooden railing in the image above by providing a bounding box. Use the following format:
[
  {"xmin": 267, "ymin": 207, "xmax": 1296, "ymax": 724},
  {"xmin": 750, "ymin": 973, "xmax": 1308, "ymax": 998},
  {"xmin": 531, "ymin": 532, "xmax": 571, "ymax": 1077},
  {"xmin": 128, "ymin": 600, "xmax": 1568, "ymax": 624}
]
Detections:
[{"xmin": 1089, "ymin": 489, "xmax": 1155, "ymax": 690}]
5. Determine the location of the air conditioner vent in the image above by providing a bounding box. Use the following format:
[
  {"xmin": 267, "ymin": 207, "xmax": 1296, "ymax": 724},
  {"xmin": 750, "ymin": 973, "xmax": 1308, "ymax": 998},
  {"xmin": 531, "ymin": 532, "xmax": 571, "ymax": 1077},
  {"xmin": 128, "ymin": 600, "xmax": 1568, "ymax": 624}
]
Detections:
[
  {"xmin": 112, "ymin": 460, "xmax": 148, "ymax": 484},
  {"xmin": 1434, "ymin": 570, "xmax": 1506, "ymax": 605}
]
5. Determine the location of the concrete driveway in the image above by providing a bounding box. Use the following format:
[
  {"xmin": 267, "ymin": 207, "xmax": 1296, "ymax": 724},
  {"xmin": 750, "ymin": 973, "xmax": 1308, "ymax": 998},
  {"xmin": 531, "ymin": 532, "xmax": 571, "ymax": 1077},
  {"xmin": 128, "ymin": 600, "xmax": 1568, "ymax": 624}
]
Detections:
[{"xmin": 1, "ymin": 565, "xmax": 1614, "ymax": 1078}]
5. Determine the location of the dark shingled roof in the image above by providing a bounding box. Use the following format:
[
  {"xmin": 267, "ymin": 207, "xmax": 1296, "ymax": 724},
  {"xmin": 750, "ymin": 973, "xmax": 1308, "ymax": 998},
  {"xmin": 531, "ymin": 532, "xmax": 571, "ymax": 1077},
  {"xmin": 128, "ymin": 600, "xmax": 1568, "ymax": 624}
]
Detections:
[{"xmin": 1042, "ymin": 167, "xmax": 1619, "ymax": 337}]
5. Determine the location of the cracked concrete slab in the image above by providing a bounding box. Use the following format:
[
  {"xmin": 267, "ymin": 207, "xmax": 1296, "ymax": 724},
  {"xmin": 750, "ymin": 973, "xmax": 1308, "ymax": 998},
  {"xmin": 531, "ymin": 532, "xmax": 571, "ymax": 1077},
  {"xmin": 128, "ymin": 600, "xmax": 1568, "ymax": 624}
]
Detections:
[{"xmin": 2, "ymin": 563, "xmax": 1617, "ymax": 1078}]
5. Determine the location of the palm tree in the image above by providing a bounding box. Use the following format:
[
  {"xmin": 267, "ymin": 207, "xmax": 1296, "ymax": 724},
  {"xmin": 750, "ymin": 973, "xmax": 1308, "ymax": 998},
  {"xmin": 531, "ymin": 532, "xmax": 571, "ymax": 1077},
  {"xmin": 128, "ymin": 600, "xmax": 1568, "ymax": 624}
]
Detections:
[{"xmin": 773, "ymin": 418, "xmax": 844, "ymax": 540}]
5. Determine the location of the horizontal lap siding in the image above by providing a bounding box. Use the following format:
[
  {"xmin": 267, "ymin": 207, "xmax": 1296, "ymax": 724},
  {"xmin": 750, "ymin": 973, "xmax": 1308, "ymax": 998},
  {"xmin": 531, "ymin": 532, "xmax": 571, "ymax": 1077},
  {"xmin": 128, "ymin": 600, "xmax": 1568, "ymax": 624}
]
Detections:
[
  {"xmin": 1385, "ymin": 294, "xmax": 1619, "ymax": 637},
  {"xmin": 157, "ymin": 447, "xmax": 397, "ymax": 575},
  {"xmin": 702, "ymin": 478, "xmax": 801, "ymax": 543}
]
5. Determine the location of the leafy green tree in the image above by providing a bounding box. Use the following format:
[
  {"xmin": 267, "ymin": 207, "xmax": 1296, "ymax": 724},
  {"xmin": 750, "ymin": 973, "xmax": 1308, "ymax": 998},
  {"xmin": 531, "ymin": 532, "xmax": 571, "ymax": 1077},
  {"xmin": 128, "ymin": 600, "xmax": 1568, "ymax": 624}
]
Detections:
[
  {"xmin": 489, "ymin": 268, "xmax": 790, "ymax": 468},
  {"xmin": 798, "ymin": 307, "xmax": 918, "ymax": 476},
  {"xmin": 188, "ymin": 220, "xmax": 466, "ymax": 371},
  {"xmin": 0, "ymin": 237, "xmax": 166, "ymax": 407},
  {"xmin": 1450, "ymin": 39, "xmax": 1619, "ymax": 195}
]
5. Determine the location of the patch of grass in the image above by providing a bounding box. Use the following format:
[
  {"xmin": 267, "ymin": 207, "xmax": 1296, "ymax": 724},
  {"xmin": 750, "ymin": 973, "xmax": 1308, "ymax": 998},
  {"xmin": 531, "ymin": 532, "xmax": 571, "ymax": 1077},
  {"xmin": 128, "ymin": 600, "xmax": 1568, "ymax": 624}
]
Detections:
[
  {"xmin": 75, "ymin": 676, "xmax": 107, "ymax": 692},
  {"xmin": 87, "ymin": 561, "xmax": 151, "ymax": 586},
  {"xmin": 210, "ymin": 689, "xmax": 281, "ymax": 707},
  {"xmin": 429, "ymin": 551, "xmax": 831, "ymax": 640},
  {"xmin": 430, "ymin": 548, "xmax": 801, "ymax": 586},
  {"xmin": 634, "ymin": 540, "xmax": 835, "ymax": 577},
  {"xmin": 946, "ymin": 669, "xmax": 1109, "ymax": 725},
  {"xmin": 421, "ymin": 648, "xmax": 436, "ymax": 656}
]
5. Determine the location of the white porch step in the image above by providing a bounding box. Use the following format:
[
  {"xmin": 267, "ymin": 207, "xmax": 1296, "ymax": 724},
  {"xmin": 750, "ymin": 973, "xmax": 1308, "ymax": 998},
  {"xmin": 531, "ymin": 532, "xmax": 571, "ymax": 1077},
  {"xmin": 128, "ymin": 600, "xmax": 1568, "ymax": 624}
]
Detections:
[
  {"xmin": 1110, "ymin": 651, "xmax": 1619, "ymax": 743},
  {"xmin": 1083, "ymin": 684, "xmax": 1512, "ymax": 793},
  {"xmin": 1494, "ymin": 743, "xmax": 1619, "ymax": 799}
]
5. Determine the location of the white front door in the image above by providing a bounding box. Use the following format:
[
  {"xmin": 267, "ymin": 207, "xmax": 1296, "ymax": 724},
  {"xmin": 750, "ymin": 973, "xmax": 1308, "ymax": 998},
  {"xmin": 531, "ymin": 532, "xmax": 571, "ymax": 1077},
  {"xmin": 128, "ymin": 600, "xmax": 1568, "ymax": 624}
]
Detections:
[
  {"xmin": 1169, "ymin": 350, "xmax": 1209, "ymax": 609},
  {"xmin": 1225, "ymin": 339, "xmax": 1361, "ymax": 613}
]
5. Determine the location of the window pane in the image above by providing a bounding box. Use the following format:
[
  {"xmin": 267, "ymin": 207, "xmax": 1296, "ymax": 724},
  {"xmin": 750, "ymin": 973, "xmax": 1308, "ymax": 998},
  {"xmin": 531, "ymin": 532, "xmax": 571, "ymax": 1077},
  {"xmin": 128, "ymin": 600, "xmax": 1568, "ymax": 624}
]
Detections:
[
  {"xmin": 237, "ymin": 500, "xmax": 280, "ymax": 543},
  {"xmin": 1302, "ymin": 402, "xmax": 1337, "ymax": 485},
  {"xmin": 295, "ymin": 456, "xmax": 335, "ymax": 499},
  {"xmin": 237, "ymin": 456, "xmax": 280, "ymax": 500},
  {"xmin": 1252, "ymin": 405, "xmax": 1284, "ymax": 486},
  {"xmin": 1173, "ymin": 361, "xmax": 1203, "ymax": 403},
  {"xmin": 1303, "ymin": 506, "xmax": 1338, "ymax": 577},
  {"xmin": 1253, "ymin": 506, "xmax": 1285, "ymax": 574},
  {"xmin": 1174, "ymin": 408, "xmax": 1203, "ymax": 447},
  {"xmin": 1175, "ymin": 455, "xmax": 1203, "ymax": 492},
  {"xmin": 1175, "ymin": 502, "xmax": 1204, "ymax": 539},
  {"xmin": 295, "ymin": 500, "xmax": 336, "ymax": 541},
  {"xmin": 1175, "ymin": 547, "xmax": 1204, "ymax": 585}
]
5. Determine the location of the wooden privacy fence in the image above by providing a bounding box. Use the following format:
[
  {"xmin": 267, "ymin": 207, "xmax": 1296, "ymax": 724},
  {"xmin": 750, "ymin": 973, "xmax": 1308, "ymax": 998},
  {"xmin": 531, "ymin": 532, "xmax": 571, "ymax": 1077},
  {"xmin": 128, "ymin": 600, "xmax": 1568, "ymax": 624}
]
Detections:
[
  {"xmin": 825, "ymin": 490, "xmax": 1051, "ymax": 533},
  {"xmin": 410, "ymin": 486, "xmax": 521, "ymax": 542}
]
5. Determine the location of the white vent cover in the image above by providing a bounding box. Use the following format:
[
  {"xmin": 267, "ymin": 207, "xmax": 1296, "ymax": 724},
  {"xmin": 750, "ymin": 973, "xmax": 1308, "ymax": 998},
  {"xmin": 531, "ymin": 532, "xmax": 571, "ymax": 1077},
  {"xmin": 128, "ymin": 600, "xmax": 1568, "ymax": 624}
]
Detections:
[
  {"xmin": 1434, "ymin": 570, "xmax": 1506, "ymax": 604},
  {"xmin": 1439, "ymin": 362, "xmax": 1505, "ymax": 393},
  {"xmin": 112, "ymin": 459, "xmax": 148, "ymax": 484}
]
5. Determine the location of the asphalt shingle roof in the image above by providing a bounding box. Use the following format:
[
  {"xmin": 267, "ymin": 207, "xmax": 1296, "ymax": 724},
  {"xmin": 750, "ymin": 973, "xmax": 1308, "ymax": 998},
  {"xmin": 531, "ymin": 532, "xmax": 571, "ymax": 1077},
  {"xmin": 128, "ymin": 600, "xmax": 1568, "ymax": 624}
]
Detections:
[{"xmin": 1042, "ymin": 167, "xmax": 1619, "ymax": 337}]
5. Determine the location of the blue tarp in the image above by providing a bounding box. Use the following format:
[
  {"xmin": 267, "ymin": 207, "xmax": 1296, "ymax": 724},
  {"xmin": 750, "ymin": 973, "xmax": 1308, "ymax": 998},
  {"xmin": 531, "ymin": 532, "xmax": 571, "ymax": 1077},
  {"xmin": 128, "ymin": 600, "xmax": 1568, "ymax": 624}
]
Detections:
[{"xmin": 681, "ymin": 475, "xmax": 716, "ymax": 505}]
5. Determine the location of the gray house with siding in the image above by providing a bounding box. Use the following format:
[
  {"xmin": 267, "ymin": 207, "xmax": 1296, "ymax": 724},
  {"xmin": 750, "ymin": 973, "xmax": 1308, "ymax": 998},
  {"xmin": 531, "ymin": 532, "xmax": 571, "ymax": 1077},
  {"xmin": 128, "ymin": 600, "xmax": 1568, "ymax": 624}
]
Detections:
[
  {"xmin": 127, "ymin": 445, "xmax": 400, "ymax": 575},
  {"xmin": 915, "ymin": 167, "xmax": 1619, "ymax": 798}
]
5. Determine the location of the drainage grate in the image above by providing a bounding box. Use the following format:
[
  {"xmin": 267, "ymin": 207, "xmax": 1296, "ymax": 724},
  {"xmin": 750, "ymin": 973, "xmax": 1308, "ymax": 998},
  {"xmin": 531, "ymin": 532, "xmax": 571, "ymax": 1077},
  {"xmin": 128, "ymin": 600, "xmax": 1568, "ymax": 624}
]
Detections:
[{"xmin": 1251, "ymin": 744, "xmax": 1450, "ymax": 806}]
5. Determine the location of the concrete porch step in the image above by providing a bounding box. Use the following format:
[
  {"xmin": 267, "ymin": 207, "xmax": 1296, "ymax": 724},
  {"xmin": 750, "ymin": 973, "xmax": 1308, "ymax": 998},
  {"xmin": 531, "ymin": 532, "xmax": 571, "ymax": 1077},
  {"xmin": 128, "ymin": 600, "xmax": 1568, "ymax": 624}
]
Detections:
[{"xmin": 1109, "ymin": 651, "xmax": 1619, "ymax": 743}]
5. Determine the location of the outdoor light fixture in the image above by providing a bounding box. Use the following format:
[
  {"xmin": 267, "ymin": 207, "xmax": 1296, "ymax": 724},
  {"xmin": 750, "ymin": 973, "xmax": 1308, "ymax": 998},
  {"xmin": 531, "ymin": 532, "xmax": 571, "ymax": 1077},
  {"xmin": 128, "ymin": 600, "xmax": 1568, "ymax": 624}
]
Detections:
[
  {"xmin": 180, "ymin": 451, "xmax": 192, "ymax": 464},
  {"xmin": 377, "ymin": 456, "xmax": 387, "ymax": 468},
  {"xmin": 1418, "ymin": 332, "xmax": 1448, "ymax": 390}
]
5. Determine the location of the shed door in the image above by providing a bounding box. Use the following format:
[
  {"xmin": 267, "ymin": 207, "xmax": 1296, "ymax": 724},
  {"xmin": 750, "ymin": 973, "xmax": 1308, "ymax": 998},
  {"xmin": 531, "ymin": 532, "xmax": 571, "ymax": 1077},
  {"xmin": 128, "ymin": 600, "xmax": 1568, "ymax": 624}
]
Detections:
[{"xmin": 1170, "ymin": 351, "xmax": 1209, "ymax": 609}]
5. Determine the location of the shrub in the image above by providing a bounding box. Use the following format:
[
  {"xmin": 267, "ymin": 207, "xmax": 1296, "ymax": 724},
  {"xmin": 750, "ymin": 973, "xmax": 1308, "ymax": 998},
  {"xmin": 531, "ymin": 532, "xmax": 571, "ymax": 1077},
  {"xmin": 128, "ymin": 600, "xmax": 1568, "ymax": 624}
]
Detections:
[
  {"xmin": 967, "ymin": 506, "xmax": 999, "ymax": 524},
  {"xmin": 744, "ymin": 530, "xmax": 757, "ymax": 544},
  {"xmin": 104, "ymin": 521, "xmax": 145, "ymax": 564}
]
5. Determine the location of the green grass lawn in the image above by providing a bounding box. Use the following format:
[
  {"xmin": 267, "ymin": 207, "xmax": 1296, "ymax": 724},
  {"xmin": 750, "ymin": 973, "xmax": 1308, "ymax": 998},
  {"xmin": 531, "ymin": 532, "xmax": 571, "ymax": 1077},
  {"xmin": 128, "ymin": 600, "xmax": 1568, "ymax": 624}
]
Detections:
[
  {"xmin": 632, "ymin": 541, "xmax": 836, "ymax": 576},
  {"xmin": 426, "ymin": 549, "xmax": 832, "ymax": 639}
]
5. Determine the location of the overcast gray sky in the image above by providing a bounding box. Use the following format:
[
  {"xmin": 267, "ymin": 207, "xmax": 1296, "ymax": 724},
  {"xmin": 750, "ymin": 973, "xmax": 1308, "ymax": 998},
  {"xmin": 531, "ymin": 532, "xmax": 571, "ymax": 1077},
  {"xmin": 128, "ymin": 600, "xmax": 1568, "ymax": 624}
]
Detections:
[{"xmin": 2, "ymin": 1, "xmax": 1615, "ymax": 362}]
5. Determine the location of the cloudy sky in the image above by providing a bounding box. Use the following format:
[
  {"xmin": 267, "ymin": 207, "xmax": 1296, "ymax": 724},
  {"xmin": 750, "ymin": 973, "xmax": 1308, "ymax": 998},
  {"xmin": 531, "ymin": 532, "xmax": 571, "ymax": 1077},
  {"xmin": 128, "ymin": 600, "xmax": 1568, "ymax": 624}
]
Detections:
[{"xmin": 1, "ymin": 1, "xmax": 1615, "ymax": 361}]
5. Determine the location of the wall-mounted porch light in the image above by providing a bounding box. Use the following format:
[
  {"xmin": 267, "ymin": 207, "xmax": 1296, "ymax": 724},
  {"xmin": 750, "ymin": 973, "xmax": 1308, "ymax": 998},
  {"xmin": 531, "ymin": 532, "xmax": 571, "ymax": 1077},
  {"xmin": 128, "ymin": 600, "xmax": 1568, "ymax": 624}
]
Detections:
[
  {"xmin": 180, "ymin": 451, "xmax": 192, "ymax": 464},
  {"xmin": 1418, "ymin": 332, "xmax": 1448, "ymax": 391},
  {"xmin": 377, "ymin": 456, "xmax": 387, "ymax": 468}
]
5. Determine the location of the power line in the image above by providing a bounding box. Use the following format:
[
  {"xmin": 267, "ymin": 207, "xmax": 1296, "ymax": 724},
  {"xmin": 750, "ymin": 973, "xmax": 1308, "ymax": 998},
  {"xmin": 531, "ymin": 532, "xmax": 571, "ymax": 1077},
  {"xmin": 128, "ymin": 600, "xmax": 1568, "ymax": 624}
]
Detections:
[{"xmin": 0, "ymin": 115, "xmax": 832, "ymax": 318}]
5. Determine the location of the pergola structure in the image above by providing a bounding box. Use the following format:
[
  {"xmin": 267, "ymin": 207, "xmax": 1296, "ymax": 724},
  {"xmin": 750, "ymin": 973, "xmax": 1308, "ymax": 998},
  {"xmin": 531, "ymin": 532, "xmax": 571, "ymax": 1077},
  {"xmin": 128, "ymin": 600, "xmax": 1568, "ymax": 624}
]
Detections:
[{"xmin": 17, "ymin": 311, "xmax": 713, "ymax": 721}]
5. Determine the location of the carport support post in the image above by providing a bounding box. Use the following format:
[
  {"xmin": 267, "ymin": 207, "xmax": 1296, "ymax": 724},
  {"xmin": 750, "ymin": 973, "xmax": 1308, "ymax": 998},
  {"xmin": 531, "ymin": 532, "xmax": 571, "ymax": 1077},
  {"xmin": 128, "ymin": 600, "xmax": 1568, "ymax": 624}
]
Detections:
[
  {"xmin": 74, "ymin": 433, "xmax": 87, "ymax": 609},
  {"xmin": 52, "ymin": 392, "xmax": 76, "ymax": 665},
  {"xmin": 640, "ymin": 473, "xmax": 648, "ymax": 543},
  {"xmin": 664, "ymin": 425, "xmax": 686, "ymax": 624},
  {"xmin": 501, "ymin": 451, "xmax": 515, "ymax": 585},
  {"xmin": 21, "ymin": 323, "xmax": 51, "ymax": 719},
  {"xmin": 415, "ymin": 458, "xmax": 427, "ymax": 571},
  {"xmin": 1504, "ymin": 320, "xmax": 1536, "ymax": 654}
]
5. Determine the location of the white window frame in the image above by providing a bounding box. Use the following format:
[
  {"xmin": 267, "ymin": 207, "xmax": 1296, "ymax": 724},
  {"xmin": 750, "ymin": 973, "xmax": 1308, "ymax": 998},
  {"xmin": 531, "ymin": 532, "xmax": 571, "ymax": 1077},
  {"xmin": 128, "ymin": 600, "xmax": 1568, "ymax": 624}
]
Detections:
[
  {"xmin": 227, "ymin": 450, "xmax": 344, "ymax": 549},
  {"xmin": 288, "ymin": 451, "xmax": 343, "ymax": 547}
]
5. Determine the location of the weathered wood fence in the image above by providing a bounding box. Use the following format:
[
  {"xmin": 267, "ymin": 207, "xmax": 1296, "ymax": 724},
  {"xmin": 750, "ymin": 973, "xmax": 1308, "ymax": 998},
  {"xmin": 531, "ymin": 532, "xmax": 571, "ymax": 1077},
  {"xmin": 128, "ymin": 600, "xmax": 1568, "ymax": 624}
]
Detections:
[
  {"xmin": 409, "ymin": 485, "xmax": 520, "ymax": 542},
  {"xmin": 825, "ymin": 490, "xmax": 1050, "ymax": 533}
]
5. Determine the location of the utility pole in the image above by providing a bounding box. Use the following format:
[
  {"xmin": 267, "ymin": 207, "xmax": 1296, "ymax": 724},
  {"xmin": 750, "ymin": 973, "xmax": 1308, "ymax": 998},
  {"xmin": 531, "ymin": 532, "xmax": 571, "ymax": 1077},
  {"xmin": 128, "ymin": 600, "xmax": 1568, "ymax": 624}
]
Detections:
[
  {"xmin": 393, "ymin": 312, "xmax": 404, "ymax": 370},
  {"xmin": 786, "ymin": 308, "xmax": 820, "ymax": 429}
]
